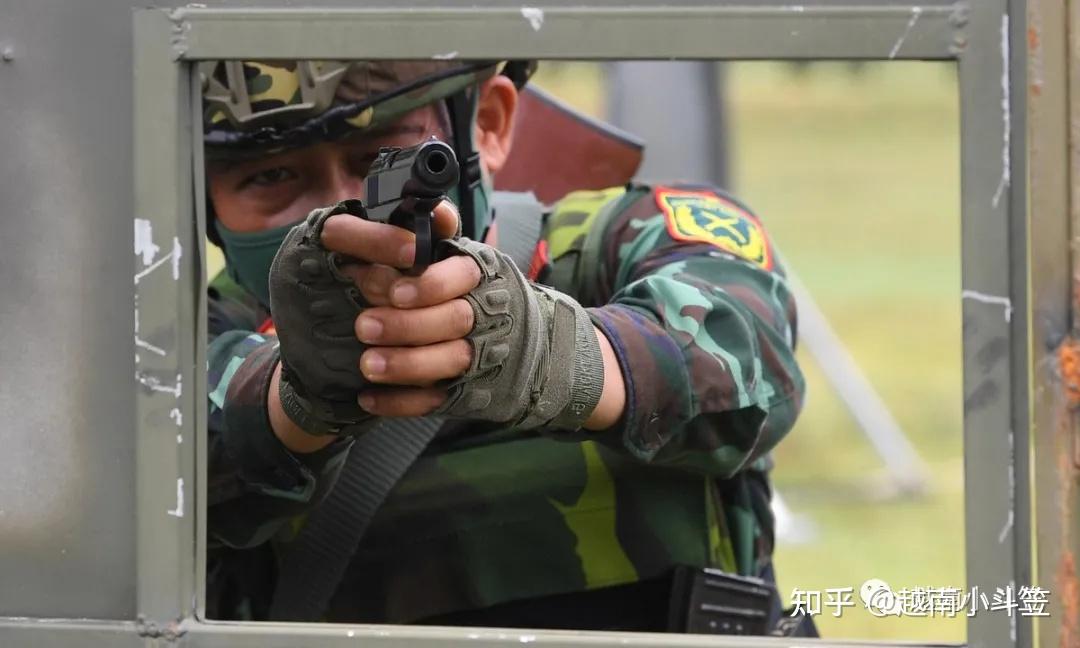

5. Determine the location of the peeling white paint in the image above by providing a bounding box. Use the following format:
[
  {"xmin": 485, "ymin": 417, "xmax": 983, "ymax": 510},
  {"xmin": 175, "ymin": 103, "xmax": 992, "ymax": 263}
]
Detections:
[
  {"xmin": 171, "ymin": 237, "xmax": 183, "ymax": 280},
  {"xmin": 1009, "ymin": 583, "xmax": 1017, "ymax": 642},
  {"xmin": 992, "ymin": 15, "xmax": 1011, "ymax": 208},
  {"xmin": 134, "ymin": 293, "xmax": 150, "ymax": 364},
  {"xmin": 167, "ymin": 478, "xmax": 185, "ymax": 517},
  {"xmin": 170, "ymin": 408, "xmax": 183, "ymax": 426},
  {"xmin": 134, "ymin": 252, "xmax": 175, "ymax": 284},
  {"xmin": 134, "ymin": 219, "xmax": 160, "ymax": 266},
  {"xmin": 177, "ymin": 434, "xmax": 183, "ymax": 444},
  {"xmin": 998, "ymin": 509, "xmax": 1014, "ymax": 543},
  {"xmin": 1000, "ymin": 429, "xmax": 1016, "ymax": 544},
  {"xmin": 889, "ymin": 7, "xmax": 922, "ymax": 59},
  {"xmin": 347, "ymin": 630, "xmax": 355, "ymax": 638},
  {"xmin": 961, "ymin": 290, "xmax": 1013, "ymax": 322},
  {"xmin": 432, "ymin": 51, "xmax": 459, "ymax": 60},
  {"xmin": 168, "ymin": 9, "xmax": 193, "ymax": 52},
  {"xmin": 135, "ymin": 337, "xmax": 167, "ymax": 357},
  {"xmin": 136, "ymin": 371, "xmax": 183, "ymax": 398},
  {"xmin": 133, "ymin": 224, "xmax": 181, "ymax": 283},
  {"xmin": 519, "ymin": 636, "xmax": 536, "ymax": 644},
  {"xmin": 133, "ymin": 219, "xmax": 158, "ymax": 266},
  {"xmin": 520, "ymin": 7, "xmax": 544, "ymax": 31}
]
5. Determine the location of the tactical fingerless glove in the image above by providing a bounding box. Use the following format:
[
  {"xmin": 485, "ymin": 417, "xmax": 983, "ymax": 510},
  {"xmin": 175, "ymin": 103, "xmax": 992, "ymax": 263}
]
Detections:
[
  {"xmin": 268, "ymin": 200, "xmax": 375, "ymax": 436},
  {"xmin": 435, "ymin": 238, "xmax": 605, "ymax": 431}
]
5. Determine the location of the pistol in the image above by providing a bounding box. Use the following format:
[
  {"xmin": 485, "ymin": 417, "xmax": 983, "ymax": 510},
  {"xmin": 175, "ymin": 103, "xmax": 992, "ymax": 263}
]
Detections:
[{"xmin": 363, "ymin": 137, "xmax": 460, "ymax": 274}]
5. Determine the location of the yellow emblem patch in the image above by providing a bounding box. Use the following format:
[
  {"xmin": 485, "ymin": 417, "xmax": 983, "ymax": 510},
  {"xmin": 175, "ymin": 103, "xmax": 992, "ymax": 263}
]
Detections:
[{"xmin": 655, "ymin": 187, "xmax": 774, "ymax": 270}]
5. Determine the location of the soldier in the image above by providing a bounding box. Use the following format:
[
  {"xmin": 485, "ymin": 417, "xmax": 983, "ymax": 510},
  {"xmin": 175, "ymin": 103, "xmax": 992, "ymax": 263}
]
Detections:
[{"xmin": 203, "ymin": 59, "xmax": 807, "ymax": 634}]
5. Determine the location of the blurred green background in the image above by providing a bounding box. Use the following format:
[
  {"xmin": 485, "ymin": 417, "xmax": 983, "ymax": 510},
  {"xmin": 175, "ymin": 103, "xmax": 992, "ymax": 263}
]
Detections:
[
  {"xmin": 205, "ymin": 60, "xmax": 965, "ymax": 642},
  {"xmin": 531, "ymin": 61, "xmax": 964, "ymax": 642}
]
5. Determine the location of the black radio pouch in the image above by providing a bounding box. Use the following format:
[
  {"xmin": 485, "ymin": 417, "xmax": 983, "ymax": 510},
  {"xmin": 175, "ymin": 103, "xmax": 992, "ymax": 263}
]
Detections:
[
  {"xmin": 667, "ymin": 566, "xmax": 774, "ymax": 635},
  {"xmin": 666, "ymin": 566, "xmax": 820, "ymax": 637}
]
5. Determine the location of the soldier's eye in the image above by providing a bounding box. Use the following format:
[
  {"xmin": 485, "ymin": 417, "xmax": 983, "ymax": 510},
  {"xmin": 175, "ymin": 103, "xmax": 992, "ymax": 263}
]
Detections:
[
  {"xmin": 242, "ymin": 167, "xmax": 297, "ymax": 188},
  {"xmin": 350, "ymin": 153, "xmax": 379, "ymax": 178}
]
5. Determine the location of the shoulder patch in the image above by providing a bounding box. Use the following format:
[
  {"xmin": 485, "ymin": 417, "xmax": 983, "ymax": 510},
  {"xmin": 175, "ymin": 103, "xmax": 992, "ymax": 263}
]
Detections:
[{"xmin": 655, "ymin": 187, "xmax": 774, "ymax": 270}]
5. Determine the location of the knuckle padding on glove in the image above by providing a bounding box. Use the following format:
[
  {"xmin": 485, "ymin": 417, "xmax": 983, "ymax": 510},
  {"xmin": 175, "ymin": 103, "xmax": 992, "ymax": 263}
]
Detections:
[
  {"xmin": 435, "ymin": 237, "xmax": 605, "ymax": 431},
  {"xmin": 269, "ymin": 200, "xmax": 376, "ymax": 436}
]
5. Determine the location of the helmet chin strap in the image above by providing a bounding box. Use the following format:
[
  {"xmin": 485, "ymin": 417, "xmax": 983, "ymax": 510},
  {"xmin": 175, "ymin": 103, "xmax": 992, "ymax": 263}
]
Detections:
[{"xmin": 446, "ymin": 90, "xmax": 486, "ymax": 241}]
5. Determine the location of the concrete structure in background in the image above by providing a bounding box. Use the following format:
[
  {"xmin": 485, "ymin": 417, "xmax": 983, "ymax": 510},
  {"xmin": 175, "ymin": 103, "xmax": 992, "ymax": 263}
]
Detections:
[{"xmin": 607, "ymin": 61, "xmax": 729, "ymax": 188}]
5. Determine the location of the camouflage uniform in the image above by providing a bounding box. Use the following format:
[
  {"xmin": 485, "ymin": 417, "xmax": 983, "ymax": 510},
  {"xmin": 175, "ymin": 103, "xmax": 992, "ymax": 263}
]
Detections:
[{"xmin": 206, "ymin": 182, "xmax": 804, "ymax": 625}]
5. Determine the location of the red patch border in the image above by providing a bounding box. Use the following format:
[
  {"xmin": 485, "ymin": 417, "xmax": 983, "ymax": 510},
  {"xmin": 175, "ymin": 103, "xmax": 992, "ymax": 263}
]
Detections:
[{"xmin": 258, "ymin": 317, "xmax": 277, "ymax": 336}]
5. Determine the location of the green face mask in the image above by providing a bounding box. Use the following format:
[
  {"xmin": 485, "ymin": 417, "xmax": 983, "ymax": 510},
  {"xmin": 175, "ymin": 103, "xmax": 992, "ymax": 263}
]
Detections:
[
  {"xmin": 213, "ymin": 218, "xmax": 302, "ymax": 309},
  {"xmin": 212, "ymin": 163, "xmax": 492, "ymax": 309}
]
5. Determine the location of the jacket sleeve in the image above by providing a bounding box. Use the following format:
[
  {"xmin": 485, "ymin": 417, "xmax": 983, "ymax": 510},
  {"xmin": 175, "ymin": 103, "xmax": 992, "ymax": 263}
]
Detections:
[
  {"xmin": 206, "ymin": 285, "xmax": 353, "ymax": 550},
  {"xmin": 540, "ymin": 184, "xmax": 804, "ymax": 478}
]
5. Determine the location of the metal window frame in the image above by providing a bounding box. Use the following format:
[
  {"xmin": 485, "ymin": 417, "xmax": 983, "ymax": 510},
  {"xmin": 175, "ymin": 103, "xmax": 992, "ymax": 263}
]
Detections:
[{"xmin": 116, "ymin": 2, "xmax": 1033, "ymax": 647}]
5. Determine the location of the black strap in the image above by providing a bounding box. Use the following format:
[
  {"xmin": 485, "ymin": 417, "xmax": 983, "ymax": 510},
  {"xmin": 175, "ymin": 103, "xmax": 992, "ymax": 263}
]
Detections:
[
  {"xmin": 268, "ymin": 417, "xmax": 442, "ymax": 621},
  {"xmin": 446, "ymin": 91, "xmax": 481, "ymax": 240}
]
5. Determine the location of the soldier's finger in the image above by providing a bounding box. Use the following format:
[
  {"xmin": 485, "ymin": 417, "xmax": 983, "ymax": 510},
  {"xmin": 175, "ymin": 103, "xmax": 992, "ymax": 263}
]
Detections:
[
  {"xmin": 355, "ymin": 299, "xmax": 474, "ymax": 346},
  {"xmin": 359, "ymin": 339, "xmax": 472, "ymax": 386},
  {"xmin": 358, "ymin": 387, "xmax": 445, "ymax": 417},
  {"xmin": 321, "ymin": 214, "xmax": 417, "ymax": 268},
  {"xmin": 432, "ymin": 199, "xmax": 460, "ymax": 240},
  {"xmin": 388, "ymin": 255, "xmax": 482, "ymax": 309},
  {"xmin": 336, "ymin": 263, "xmax": 401, "ymax": 306}
]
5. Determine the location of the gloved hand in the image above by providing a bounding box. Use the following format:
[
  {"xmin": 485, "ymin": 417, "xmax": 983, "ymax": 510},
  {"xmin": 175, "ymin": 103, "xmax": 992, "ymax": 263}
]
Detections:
[
  {"xmin": 268, "ymin": 200, "xmax": 374, "ymax": 436},
  {"xmin": 431, "ymin": 237, "xmax": 606, "ymax": 431},
  {"xmin": 268, "ymin": 196, "xmax": 461, "ymax": 437}
]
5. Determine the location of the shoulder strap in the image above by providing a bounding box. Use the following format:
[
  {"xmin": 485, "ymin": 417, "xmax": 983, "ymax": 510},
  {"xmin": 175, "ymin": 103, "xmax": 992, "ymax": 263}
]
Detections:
[
  {"xmin": 491, "ymin": 191, "xmax": 544, "ymax": 273},
  {"xmin": 269, "ymin": 416, "xmax": 442, "ymax": 621}
]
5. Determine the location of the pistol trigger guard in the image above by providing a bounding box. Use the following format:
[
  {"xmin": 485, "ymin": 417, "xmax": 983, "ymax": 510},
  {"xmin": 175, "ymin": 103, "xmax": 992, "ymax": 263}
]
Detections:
[{"xmin": 411, "ymin": 215, "xmax": 433, "ymax": 275}]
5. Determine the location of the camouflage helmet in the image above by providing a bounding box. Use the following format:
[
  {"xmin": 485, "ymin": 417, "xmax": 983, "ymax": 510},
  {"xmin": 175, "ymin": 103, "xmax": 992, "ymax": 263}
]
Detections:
[
  {"xmin": 201, "ymin": 59, "xmax": 535, "ymax": 239},
  {"xmin": 203, "ymin": 60, "xmax": 510, "ymax": 158}
]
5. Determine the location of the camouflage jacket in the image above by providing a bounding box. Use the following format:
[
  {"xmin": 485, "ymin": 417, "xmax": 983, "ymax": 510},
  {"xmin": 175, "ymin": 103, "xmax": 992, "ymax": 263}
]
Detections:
[{"xmin": 206, "ymin": 183, "xmax": 804, "ymax": 624}]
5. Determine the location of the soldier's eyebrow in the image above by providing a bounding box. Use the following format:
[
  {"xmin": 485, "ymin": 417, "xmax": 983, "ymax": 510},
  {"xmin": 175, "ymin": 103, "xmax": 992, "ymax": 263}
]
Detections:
[{"xmin": 357, "ymin": 123, "xmax": 429, "ymax": 139}]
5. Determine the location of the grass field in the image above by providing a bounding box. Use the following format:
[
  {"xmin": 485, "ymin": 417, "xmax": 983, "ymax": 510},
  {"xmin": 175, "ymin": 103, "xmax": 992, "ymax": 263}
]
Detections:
[
  {"xmin": 534, "ymin": 61, "xmax": 965, "ymax": 641},
  {"xmin": 734, "ymin": 62, "xmax": 964, "ymax": 642}
]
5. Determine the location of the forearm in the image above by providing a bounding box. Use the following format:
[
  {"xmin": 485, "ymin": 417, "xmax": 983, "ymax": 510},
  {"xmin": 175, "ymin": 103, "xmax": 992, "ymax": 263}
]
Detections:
[
  {"xmin": 268, "ymin": 361, "xmax": 337, "ymax": 453},
  {"xmin": 583, "ymin": 325, "xmax": 626, "ymax": 431},
  {"xmin": 208, "ymin": 331, "xmax": 352, "ymax": 548},
  {"xmin": 588, "ymin": 262, "xmax": 804, "ymax": 476},
  {"xmin": 540, "ymin": 185, "xmax": 804, "ymax": 474}
]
